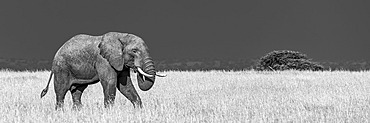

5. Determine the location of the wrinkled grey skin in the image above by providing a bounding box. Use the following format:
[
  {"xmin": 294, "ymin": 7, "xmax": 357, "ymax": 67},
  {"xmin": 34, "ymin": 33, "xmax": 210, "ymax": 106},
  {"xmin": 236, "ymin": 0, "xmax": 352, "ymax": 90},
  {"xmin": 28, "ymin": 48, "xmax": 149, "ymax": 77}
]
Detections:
[{"xmin": 40, "ymin": 32, "xmax": 157, "ymax": 110}]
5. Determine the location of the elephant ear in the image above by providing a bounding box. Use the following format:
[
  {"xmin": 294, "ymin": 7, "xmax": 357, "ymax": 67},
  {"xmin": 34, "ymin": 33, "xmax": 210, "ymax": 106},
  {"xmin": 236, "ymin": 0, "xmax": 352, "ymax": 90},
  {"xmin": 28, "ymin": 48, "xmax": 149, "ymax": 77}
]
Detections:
[{"xmin": 99, "ymin": 33, "xmax": 125, "ymax": 71}]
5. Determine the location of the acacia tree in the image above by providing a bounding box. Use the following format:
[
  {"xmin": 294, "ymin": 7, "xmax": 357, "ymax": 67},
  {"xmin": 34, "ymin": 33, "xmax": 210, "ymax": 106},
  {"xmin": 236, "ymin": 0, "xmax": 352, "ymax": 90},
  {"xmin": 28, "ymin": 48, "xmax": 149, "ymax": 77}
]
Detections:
[{"xmin": 256, "ymin": 50, "xmax": 323, "ymax": 71}]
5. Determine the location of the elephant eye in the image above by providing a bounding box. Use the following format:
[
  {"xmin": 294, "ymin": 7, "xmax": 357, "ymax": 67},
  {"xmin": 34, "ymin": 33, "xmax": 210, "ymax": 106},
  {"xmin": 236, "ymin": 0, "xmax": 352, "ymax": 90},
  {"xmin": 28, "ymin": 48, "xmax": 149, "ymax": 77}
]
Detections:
[{"xmin": 132, "ymin": 49, "xmax": 139, "ymax": 53}]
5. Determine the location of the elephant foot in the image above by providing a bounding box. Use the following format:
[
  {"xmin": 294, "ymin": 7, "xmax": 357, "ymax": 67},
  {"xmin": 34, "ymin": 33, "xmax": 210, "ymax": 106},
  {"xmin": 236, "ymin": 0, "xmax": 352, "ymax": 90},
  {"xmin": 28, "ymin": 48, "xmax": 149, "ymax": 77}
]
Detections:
[
  {"xmin": 55, "ymin": 101, "xmax": 65, "ymax": 111},
  {"xmin": 72, "ymin": 103, "xmax": 83, "ymax": 111},
  {"xmin": 103, "ymin": 98, "xmax": 115, "ymax": 108}
]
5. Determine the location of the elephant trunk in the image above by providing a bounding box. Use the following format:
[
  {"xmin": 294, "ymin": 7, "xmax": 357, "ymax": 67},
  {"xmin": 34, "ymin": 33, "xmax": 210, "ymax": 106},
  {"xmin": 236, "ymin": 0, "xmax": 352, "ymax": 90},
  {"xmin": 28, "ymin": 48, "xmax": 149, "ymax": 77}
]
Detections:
[{"xmin": 137, "ymin": 57, "xmax": 156, "ymax": 91}]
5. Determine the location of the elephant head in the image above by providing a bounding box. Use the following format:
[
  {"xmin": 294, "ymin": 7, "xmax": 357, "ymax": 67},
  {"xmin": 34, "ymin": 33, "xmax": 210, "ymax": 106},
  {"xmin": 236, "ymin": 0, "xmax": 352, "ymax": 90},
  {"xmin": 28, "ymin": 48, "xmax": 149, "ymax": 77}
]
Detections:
[{"xmin": 99, "ymin": 32, "xmax": 165, "ymax": 91}]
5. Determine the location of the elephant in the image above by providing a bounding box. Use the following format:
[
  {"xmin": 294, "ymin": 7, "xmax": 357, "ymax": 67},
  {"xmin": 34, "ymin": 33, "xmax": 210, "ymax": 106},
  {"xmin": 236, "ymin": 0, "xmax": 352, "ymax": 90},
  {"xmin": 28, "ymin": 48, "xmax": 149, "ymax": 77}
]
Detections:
[{"xmin": 40, "ymin": 32, "xmax": 166, "ymax": 110}]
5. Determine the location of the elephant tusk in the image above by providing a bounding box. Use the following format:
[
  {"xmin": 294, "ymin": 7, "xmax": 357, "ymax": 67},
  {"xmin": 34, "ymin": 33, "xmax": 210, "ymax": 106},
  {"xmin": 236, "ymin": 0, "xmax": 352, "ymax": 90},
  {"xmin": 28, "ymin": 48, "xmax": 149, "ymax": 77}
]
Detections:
[
  {"xmin": 136, "ymin": 67, "xmax": 167, "ymax": 77},
  {"xmin": 155, "ymin": 73, "xmax": 167, "ymax": 77},
  {"xmin": 137, "ymin": 67, "xmax": 154, "ymax": 77}
]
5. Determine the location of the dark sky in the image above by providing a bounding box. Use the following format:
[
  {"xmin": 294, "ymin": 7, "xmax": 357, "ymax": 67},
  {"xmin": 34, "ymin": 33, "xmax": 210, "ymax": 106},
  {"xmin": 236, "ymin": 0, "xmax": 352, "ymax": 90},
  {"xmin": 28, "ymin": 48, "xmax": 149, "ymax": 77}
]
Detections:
[{"xmin": 1, "ymin": 0, "xmax": 369, "ymax": 61}]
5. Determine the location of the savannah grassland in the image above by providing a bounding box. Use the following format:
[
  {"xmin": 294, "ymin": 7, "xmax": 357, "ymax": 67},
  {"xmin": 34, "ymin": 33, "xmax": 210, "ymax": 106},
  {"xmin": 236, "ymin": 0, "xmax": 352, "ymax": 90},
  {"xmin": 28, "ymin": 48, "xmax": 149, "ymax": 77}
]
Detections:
[{"xmin": 1, "ymin": 70, "xmax": 370, "ymax": 122}]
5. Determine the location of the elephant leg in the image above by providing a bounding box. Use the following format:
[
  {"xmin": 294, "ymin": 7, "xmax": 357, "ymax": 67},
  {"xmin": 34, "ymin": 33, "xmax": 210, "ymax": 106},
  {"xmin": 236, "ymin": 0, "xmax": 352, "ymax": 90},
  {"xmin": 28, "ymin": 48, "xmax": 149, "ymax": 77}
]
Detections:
[
  {"xmin": 117, "ymin": 70, "xmax": 142, "ymax": 108},
  {"xmin": 100, "ymin": 78, "xmax": 117, "ymax": 108},
  {"xmin": 96, "ymin": 64, "xmax": 117, "ymax": 108},
  {"xmin": 70, "ymin": 84, "xmax": 88, "ymax": 110},
  {"xmin": 54, "ymin": 71, "xmax": 70, "ymax": 110}
]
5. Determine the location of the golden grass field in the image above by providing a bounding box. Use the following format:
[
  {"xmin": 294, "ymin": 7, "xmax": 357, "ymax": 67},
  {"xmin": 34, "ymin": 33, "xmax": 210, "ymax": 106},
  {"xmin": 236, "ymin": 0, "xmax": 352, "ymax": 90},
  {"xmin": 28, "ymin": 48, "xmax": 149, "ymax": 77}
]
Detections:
[{"xmin": 1, "ymin": 70, "xmax": 370, "ymax": 122}]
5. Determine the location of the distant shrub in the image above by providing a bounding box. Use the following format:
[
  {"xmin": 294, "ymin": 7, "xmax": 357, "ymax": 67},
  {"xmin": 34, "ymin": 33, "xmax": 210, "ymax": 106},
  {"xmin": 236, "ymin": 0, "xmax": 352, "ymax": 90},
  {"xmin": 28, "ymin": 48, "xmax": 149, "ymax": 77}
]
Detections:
[{"xmin": 256, "ymin": 50, "xmax": 323, "ymax": 71}]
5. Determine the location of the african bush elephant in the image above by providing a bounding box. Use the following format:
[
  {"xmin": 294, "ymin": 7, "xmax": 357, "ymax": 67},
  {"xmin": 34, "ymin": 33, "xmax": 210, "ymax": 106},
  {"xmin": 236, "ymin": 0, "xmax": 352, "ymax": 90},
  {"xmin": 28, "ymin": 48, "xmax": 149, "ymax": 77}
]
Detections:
[{"xmin": 40, "ymin": 32, "xmax": 166, "ymax": 110}]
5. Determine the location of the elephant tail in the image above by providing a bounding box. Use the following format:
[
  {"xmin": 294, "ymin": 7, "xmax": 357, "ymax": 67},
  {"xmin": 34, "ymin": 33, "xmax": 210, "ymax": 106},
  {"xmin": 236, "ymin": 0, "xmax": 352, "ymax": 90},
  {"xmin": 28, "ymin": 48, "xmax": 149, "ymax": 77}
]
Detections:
[{"xmin": 40, "ymin": 72, "xmax": 53, "ymax": 98}]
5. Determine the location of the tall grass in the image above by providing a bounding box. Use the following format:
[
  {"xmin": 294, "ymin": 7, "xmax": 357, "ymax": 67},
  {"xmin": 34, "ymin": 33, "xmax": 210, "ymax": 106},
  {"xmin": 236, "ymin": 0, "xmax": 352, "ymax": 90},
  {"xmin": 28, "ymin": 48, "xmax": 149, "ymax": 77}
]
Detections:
[{"xmin": 0, "ymin": 70, "xmax": 370, "ymax": 122}]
